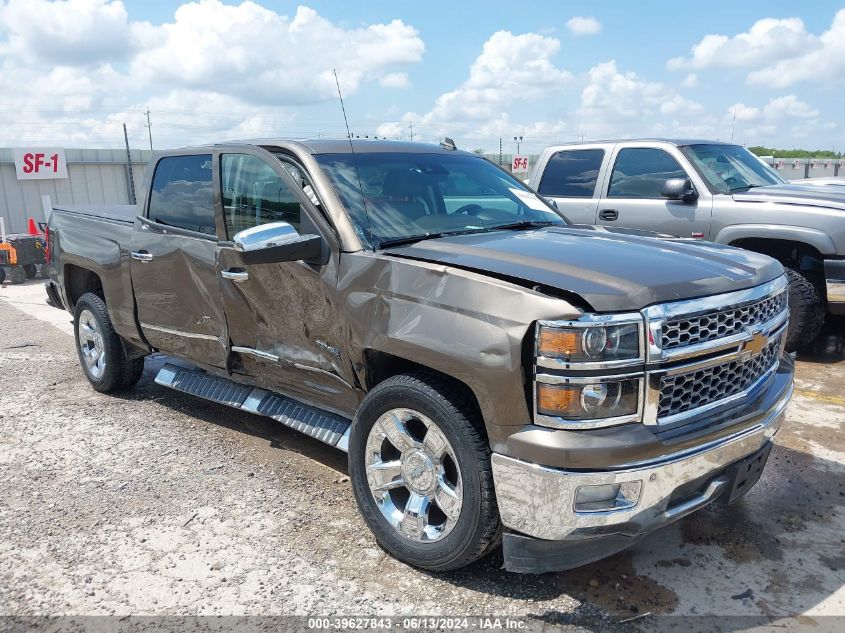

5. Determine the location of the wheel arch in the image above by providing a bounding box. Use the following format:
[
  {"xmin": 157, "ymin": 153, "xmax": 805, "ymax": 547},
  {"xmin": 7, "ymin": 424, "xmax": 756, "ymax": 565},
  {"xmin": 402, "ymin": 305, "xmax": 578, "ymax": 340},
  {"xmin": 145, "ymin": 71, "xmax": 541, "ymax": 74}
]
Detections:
[{"xmin": 361, "ymin": 349, "xmax": 486, "ymax": 437}]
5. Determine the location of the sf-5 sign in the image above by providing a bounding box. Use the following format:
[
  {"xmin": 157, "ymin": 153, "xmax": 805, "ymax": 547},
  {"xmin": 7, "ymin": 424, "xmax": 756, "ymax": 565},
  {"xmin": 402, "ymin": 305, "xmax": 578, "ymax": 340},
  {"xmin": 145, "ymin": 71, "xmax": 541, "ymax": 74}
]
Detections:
[{"xmin": 14, "ymin": 148, "xmax": 68, "ymax": 180}]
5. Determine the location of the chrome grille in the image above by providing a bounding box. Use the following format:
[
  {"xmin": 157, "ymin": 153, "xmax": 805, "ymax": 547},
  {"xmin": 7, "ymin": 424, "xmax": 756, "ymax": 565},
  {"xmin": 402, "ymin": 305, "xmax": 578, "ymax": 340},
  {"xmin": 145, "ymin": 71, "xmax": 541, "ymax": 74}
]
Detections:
[
  {"xmin": 661, "ymin": 291, "xmax": 787, "ymax": 350},
  {"xmin": 658, "ymin": 333, "xmax": 782, "ymax": 419}
]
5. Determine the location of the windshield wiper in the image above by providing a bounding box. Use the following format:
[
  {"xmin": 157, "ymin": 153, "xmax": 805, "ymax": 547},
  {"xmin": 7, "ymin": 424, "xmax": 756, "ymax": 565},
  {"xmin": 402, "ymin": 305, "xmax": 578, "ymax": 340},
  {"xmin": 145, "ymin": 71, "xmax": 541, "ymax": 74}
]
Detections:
[
  {"xmin": 728, "ymin": 183, "xmax": 764, "ymax": 193},
  {"xmin": 378, "ymin": 232, "xmax": 447, "ymax": 249},
  {"xmin": 484, "ymin": 220, "xmax": 560, "ymax": 231}
]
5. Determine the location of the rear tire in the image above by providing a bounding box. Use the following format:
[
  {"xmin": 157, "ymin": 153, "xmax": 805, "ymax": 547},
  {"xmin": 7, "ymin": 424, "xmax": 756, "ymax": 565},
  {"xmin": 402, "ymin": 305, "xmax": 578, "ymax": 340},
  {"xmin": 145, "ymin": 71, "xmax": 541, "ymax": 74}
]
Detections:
[
  {"xmin": 73, "ymin": 292, "xmax": 143, "ymax": 393},
  {"xmin": 784, "ymin": 267, "xmax": 825, "ymax": 352},
  {"xmin": 348, "ymin": 372, "xmax": 501, "ymax": 572},
  {"xmin": 0, "ymin": 268, "xmax": 5, "ymax": 284},
  {"xmin": 23, "ymin": 264, "xmax": 37, "ymax": 279}
]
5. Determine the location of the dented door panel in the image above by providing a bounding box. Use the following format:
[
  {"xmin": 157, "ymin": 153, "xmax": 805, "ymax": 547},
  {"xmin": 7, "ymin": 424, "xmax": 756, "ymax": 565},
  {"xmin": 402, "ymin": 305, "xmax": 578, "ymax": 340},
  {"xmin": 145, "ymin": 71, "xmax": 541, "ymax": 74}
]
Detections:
[
  {"xmin": 218, "ymin": 244, "xmax": 360, "ymax": 415},
  {"xmin": 130, "ymin": 220, "xmax": 228, "ymax": 367},
  {"xmin": 337, "ymin": 252, "xmax": 582, "ymax": 433}
]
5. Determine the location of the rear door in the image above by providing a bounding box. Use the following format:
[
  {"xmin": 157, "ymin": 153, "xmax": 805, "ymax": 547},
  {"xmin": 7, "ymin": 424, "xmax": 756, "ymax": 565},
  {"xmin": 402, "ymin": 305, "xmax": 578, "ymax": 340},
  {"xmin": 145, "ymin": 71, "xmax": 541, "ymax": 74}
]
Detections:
[
  {"xmin": 533, "ymin": 145, "xmax": 610, "ymax": 224},
  {"xmin": 129, "ymin": 153, "xmax": 229, "ymax": 367},
  {"xmin": 596, "ymin": 144, "xmax": 712, "ymax": 239},
  {"xmin": 215, "ymin": 148, "xmax": 358, "ymax": 413}
]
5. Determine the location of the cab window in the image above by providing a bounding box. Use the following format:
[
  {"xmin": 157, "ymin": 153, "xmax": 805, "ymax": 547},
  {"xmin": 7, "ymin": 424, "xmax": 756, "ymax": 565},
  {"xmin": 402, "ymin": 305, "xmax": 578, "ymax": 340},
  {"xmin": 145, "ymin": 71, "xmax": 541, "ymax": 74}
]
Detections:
[
  {"xmin": 537, "ymin": 149, "xmax": 604, "ymax": 198},
  {"xmin": 148, "ymin": 154, "xmax": 215, "ymax": 235},
  {"xmin": 221, "ymin": 154, "xmax": 301, "ymax": 239},
  {"xmin": 607, "ymin": 148, "xmax": 686, "ymax": 198}
]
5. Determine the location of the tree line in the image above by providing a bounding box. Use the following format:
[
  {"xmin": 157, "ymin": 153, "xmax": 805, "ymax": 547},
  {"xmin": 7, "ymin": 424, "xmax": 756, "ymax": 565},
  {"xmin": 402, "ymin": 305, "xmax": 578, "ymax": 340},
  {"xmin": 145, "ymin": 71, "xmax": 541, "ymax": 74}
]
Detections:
[{"xmin": 748, "ymin": 146, "xmax": 843, "ymax": 159}]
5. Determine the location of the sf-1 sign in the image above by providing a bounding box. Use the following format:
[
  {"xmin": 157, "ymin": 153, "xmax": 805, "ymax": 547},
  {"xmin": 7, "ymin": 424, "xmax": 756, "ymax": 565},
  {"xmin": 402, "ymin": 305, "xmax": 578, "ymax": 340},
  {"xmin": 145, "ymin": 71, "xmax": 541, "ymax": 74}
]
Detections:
[
  {"xmin": 14, "ymin": 148, "xmax": 68, "ymax": 180},
  {"xmin": 511, "ymin": 155, "xmax": 529, "ymax": 175}
]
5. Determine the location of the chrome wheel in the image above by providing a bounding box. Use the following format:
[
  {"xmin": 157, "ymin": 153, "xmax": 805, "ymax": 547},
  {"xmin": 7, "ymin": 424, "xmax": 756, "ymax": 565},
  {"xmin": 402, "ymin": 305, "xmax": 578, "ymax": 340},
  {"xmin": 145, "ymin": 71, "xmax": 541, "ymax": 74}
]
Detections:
[
  {"xmin": 77, "ymin": 309, "xmax": 106, "ymax": 379},
  {"xmin": 365, "ymin": 408, "xmax": 463, "ymax": 543}
]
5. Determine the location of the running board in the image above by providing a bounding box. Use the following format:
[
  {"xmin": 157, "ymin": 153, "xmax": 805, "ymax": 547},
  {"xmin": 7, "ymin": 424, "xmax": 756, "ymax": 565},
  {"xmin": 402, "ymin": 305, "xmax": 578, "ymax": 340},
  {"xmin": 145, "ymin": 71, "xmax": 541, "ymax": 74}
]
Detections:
[{"xmin": 154, "ymin": 363, "xmax": 352, "ymax": 451}]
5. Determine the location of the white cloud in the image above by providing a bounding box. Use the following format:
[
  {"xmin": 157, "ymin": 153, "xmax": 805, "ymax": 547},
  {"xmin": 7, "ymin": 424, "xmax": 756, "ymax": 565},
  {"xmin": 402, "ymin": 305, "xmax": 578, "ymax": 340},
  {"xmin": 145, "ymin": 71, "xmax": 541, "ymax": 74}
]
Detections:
[
  {"xmin": 0, "ymin": 0, "xmax": 425, "ymax": 146},
  {"xmin": 379, "ymin": 72, "xmax": 410, "ymax": 89},
  {"xmin": 728, "ymin": 103, "xmax": 761, "ymax": 122},
  {"xmin": 132, "ymin": 3, "xmax": 424, "ymax": 105},
  {"xmin": 566, "ymin": 17, "xmax": 601, "ymax": 36},
  {"xmin": 577, "ymin": 61, "xmax": 709, "ymax": 138},
  {"xmin": 747, "ymin": 9, "xmax": 845, "ymax": 87},
  {"xmin": 377, "ymin": 30, "xmax": 573, "ymax": 140},
  {"xmin": 762, "ymin": 95, "xmax": 818, "ymax": 120},
  {"xmin": 667, "ymin": 16, "xmax": 815, "ymax": 70},
  {"xmin": 0, "ymin": 0, "xmax": 142, "ymax": 65},
  {"xmin": 681, "ymin": 73, "xmax": 698, "ymax": 88}
]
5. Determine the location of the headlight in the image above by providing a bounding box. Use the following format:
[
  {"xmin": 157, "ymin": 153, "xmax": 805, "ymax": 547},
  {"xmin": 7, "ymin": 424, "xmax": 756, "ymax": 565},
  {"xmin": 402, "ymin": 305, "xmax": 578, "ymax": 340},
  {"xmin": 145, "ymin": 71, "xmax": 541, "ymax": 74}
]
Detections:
[
  {"xmin": 537, "ymin": 321, "xmax": 641, "ymax": 364},
  {"xmin": 537, "ymin": 379, "xmax": 640, "ymax": 421}
]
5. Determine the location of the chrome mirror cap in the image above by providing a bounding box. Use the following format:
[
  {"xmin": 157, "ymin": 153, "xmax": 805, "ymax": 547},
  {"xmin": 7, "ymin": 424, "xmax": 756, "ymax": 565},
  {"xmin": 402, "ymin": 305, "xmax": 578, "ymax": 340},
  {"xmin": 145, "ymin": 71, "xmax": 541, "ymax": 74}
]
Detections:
[{"xmin": 233, "ymin": 221, "xmax": 300, "ymax": 252}]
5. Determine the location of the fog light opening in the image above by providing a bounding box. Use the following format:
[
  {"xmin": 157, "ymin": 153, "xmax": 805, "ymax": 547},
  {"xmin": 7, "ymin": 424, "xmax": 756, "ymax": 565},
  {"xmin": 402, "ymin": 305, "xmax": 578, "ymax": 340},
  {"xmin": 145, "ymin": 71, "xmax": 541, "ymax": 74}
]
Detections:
[{"xmin": 574, "ymin": 481, "xmax": 642, "ymax": 513}]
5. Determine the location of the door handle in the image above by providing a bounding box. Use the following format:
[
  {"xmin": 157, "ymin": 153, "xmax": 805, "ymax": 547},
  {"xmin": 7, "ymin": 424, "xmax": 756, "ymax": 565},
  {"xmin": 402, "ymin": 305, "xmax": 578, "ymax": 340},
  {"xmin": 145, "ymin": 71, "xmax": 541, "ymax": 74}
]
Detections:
[
  {"xmin": 599, "ymin": 208, "xmax": 619, "ymax": 221},
  {"xmin": 131, "ymin": 251, "xmax": 153, "ymax": 263},
  {"xmin": 221, "ymin": 269, "xmax": 249, "ymax": 283}
]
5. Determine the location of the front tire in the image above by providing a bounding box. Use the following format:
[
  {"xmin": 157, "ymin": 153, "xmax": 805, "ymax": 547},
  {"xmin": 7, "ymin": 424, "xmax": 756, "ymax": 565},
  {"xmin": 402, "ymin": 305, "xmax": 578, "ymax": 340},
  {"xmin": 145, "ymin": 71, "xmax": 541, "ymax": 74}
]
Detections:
[
  {"xmin": 349, "ymin": 372, "xmax": 501, "ymax": 572},
  {"xmin": 23, "ymin": 264, "xmax": 37, "ymax": 279},
  {"xmin": 73, "ymin": 292, "xmax": 144, "ymax": 392},
  {"xmin": 784, "ymin": 267, "xmax": 825, "ymax": 352}
]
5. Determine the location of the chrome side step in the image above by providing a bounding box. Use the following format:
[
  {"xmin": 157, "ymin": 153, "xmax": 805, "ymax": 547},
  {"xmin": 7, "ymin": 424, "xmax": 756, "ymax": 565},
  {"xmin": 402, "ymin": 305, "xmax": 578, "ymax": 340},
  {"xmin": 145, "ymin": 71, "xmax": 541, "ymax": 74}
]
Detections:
[{"xmin": 154, "ymin": 363, "xmax": 352, "ymax": 451}]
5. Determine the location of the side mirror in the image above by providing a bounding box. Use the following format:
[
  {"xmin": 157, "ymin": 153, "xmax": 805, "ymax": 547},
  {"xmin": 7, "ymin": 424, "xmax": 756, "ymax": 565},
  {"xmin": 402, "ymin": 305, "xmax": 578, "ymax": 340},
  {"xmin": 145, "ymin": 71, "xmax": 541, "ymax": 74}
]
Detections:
[
  {"xmin": 232, "ymin": 221, "xmax": 322, "ymax": 265},
  {"xmin": 661, "ymin": 178, "xmax": 698, "ymax": 202},
  {"xmin": 544, "ymin": 197, "xmax": 559, "ymax": 210}
]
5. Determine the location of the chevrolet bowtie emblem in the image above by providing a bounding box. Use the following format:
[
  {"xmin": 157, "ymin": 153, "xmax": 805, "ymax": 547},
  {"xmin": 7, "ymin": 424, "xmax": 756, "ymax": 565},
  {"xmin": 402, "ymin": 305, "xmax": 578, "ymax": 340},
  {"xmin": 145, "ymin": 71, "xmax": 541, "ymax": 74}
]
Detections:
[{"xmin": 743, "ymin": 330, "xmax": 768, "ymax": 356}]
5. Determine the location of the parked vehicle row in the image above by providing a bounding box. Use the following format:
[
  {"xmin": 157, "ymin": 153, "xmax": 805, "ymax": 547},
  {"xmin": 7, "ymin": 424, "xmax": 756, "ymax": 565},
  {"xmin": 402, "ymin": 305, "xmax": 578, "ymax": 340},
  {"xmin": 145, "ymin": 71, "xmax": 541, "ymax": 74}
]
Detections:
[
  {"xmin": 46, "ymin": 139, "xmax": 793, "ymax": 573},
  {"xmin": 529, "ymin": 139, "xmax": 845, "ymax": 350}
]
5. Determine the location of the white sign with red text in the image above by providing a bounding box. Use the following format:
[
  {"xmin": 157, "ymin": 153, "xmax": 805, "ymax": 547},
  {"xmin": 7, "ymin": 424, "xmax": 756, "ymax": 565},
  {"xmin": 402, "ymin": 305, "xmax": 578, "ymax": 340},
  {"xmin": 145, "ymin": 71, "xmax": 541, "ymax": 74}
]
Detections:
[
  {"xmin": 14, "ymin": 148, "xmax": 68, "ymax": 180},
  {"xmin": 511, "ymin": 155, "xmax": 530, "ymax": 175}
]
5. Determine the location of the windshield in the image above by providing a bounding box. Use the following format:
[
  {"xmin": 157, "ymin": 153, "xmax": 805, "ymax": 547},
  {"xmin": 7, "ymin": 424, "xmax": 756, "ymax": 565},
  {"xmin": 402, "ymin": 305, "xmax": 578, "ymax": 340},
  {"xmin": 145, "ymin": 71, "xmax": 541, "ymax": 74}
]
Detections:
[
  {"xmin": 314, "ymin": 152, "xmax": 564, "ymax": 248},
  {"xmin": 681, "ymin": 144, "xmax": 785, "ymax": 194}
]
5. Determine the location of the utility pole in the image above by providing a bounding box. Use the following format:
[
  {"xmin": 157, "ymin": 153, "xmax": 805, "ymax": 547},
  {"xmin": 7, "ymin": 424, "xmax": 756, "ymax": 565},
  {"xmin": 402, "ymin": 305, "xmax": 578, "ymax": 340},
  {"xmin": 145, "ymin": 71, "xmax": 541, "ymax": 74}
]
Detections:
[
  {"xmin": 513, "ymin": 135, "xmax": 523, "ymax": 154},
  {"xmin": 123, "ymin": 123, "xmax": 137, "ymax": 205},
  {"xmin": 144, "ymin": 108, "xmax": 153, "ymax": 150},
  {"xmin": 408, "ymin": 121, "xmax": 415, "ymax": 142},
  {"xmin": 498, "ymin": 137, "xmax": 503, "ymax": 165}
]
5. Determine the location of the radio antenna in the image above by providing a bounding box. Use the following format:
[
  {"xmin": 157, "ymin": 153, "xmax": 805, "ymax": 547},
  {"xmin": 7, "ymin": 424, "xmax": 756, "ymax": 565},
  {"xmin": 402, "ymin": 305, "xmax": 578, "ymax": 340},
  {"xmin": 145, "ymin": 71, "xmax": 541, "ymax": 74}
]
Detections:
[{"xmin": 333, "ymin": 69, "xmax": 373, "ymax": 239}]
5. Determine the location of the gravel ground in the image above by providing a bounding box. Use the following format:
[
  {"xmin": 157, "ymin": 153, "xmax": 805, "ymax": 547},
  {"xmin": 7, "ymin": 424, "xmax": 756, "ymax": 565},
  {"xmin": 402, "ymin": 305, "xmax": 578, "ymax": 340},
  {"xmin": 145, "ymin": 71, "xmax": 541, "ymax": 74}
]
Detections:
[{"xmin": 0, "ymin": 281, "xmax": 843, "ymax": 631}]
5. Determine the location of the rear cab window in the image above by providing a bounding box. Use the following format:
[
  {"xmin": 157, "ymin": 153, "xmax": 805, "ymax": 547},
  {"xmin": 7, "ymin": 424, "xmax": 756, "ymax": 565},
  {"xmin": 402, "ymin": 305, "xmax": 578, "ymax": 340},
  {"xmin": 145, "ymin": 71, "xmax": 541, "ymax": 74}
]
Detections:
[
  {"xmin": 148, "ymin": 154, "xmax": 215, "ymax": 235},
  {"xmin": 537, "ymin": 149, "xmax": 605, "ymax": 198},
  {"xmin": 607, "ymin": 148, "xmax": 686, "ymax": 198}
]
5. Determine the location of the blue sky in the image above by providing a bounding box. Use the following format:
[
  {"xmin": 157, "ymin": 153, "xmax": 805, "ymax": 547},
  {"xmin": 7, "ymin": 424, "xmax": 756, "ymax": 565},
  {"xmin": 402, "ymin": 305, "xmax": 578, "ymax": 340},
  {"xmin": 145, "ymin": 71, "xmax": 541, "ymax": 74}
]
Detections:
[{"xmin": 0, "ymin": 0, "xmax": 843, "ymax": 151}]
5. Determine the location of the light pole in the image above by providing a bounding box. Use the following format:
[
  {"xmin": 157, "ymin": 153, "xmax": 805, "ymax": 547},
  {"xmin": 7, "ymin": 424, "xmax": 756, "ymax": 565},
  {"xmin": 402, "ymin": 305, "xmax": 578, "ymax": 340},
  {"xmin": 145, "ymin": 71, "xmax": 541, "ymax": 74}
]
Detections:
[{"xmin": 513, "ymin": 135, "xmax": 523, "ymax": 154}]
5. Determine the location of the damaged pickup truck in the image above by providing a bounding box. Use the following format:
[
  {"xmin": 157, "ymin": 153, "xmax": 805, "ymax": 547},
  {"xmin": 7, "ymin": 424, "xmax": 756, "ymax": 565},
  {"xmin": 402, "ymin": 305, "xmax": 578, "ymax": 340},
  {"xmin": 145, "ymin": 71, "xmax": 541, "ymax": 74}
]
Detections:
[{"xmin": 46, "ymin": 139, "xmax": 793, "ymax": 573}]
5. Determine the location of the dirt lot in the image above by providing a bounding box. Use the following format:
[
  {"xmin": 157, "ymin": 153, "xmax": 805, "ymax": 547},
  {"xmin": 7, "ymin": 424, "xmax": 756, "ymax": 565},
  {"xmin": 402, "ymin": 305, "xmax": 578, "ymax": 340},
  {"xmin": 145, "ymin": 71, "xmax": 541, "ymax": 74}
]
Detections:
[{"xmin": 0, "ymin": 280, "xmax": 843, "ymax": 629}]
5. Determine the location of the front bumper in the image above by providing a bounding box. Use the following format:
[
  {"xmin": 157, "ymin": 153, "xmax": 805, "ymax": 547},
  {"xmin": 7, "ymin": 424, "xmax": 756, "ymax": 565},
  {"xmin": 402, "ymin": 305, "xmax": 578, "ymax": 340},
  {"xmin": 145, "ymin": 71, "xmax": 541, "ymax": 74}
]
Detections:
[
  {"xmin": 491, "ymin": 363, "xmax": 792, "ymax": 572},
  {"xmin": 825, "ymin": 258, "xmax": 845, "ymax": 315}
]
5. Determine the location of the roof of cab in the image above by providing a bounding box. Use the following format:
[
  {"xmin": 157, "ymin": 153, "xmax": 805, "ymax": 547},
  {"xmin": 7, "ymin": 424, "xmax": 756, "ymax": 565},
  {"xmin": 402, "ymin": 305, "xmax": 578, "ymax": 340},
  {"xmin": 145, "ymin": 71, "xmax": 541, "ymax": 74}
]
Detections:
[
  {"xmin": 221, "ymin": 138, "xmax": 477, "ymax": 156},
  {"xmin": 544, "ymin": 138, "xmax": 735, "ymax": 148}
]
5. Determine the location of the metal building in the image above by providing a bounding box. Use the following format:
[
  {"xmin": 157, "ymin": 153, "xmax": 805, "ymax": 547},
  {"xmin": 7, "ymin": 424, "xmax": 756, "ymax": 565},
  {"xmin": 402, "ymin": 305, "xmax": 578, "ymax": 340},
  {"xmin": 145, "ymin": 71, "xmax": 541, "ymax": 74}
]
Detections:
[{"xmin": 0, "ymin": 148, "xmax": 152, "ymax": 234}]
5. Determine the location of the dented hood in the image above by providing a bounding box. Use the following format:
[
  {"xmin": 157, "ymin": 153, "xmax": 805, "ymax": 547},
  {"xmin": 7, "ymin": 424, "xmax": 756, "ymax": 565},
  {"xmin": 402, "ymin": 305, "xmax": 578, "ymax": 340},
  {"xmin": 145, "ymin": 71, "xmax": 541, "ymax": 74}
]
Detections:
[{"xmin": 385, "ymin": 226, "xmax": 783, "ymax": 312}]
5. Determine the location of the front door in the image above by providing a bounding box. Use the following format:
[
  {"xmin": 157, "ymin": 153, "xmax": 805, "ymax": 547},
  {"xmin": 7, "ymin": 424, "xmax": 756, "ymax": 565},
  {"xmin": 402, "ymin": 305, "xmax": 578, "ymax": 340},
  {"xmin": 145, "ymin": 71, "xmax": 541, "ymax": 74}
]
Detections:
[
  {"xmin": 130, "ymin": 153, "xmax": 229, "ymax": 367},
  {"xmin": 596, "ymin": 146, "xmax": 712, "ymax": 239},
  {"xmin": 215, "ymin": 150, "xmax": 358, "ymax": 414}
]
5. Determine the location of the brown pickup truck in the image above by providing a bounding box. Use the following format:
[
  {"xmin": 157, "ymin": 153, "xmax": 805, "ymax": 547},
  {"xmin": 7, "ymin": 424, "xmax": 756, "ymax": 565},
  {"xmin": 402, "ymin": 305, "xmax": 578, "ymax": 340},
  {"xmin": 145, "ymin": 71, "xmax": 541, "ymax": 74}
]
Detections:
[{"xmin": 46, "ymin": 139, "xmax": 793, "ymax": 573}]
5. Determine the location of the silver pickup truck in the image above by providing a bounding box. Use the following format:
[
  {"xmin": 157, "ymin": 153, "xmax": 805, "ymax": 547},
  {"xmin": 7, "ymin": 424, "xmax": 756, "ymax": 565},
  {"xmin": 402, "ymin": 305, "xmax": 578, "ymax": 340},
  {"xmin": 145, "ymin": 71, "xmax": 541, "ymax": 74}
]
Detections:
[{"xmin": 530, "ymin": 139, "xmax": 845, "ymax": 351}]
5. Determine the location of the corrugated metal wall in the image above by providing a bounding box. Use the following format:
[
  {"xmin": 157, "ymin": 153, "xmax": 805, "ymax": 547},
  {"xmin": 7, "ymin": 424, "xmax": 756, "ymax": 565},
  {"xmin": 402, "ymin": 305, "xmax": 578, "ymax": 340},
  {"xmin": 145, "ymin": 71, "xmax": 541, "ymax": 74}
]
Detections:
[{"xmin": 0, "ymin": 148, "xmax": 152, "ymax": 234}]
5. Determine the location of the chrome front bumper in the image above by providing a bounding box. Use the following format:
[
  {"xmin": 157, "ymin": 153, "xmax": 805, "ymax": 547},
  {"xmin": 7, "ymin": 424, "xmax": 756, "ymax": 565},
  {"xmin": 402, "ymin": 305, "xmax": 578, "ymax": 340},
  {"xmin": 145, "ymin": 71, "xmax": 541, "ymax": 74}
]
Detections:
[{"xmin": 491, "ymin": 377, "xmax": 792, "ymax": 542}]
